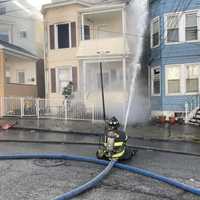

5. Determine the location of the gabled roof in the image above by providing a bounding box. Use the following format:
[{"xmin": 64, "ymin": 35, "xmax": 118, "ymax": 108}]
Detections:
[{"xmin": 0, "ymin": 40, "xmax": 38, "ymax": 60}]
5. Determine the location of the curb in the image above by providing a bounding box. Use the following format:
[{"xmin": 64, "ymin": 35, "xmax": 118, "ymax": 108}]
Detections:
[
  {"xmin": 0, "ymin": 139, "xmax": 199, "ymax": 157},
  {"xmin": 11, "ymin": 126, "xmax": 200, "ymax": 144}
]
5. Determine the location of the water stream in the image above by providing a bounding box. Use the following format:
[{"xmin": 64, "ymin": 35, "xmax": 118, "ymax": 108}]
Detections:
[{"xmin": 124, "ymin": 0, "xmax": 148, "ymax": 131}]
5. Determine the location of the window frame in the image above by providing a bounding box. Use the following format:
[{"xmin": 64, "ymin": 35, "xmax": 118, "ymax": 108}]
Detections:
[
  {"xmin": 165, "ymin": 13, "xmax": 182, "ymax": 44},
  {"xmin": 16, "ymin": 70, "xmax": 25, "ymax": 84},
  {"xmin": 184, "ymin": 10, "xmax": 200, "ymax": 43},
  {"xmin": 56, "ymin": 66, "xmax": 73, "ymax": 94},
  {"xmin": 165, "ymin": 65, "xmax": 182, "ymax": 96},
  {"xmin": 185, "ymin": 64, "xmax": 200, "ymax": 94},
  {"xmin": 49, "ymin": 22, "xmax": 75, "ymax": 50},
  {"xmin": 151, "ymin": 66, "xmax": 161, "ymax": 96},
  {"xmin": 164, "ymin": 10, "xmax": 200, "ymax": 45},
  {"xmin": 151, "ymin": 16, "xmax": 160, "ymax": 48}
]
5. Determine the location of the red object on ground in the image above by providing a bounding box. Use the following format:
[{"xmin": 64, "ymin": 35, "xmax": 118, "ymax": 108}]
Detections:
[{"xmin": 0, "ymin": 121, "xmax": 16, "ymax": 130}]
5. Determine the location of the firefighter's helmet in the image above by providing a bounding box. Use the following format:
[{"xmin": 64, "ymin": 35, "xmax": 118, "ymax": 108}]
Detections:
[{"xmin": 107, "ymin": 116, "xmax": 120, "ymax": 130}]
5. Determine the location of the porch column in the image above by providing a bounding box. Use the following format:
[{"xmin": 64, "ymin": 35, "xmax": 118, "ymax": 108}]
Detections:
[
  {"xmin": 122, "ymin": 58, "xmax": 126, "ymax": 92},
  {"xmin": 81, "ymin": 14, "xmax": 85, "ymax": 40},
  {"xmin": 0, "ymin": 50, "xmax": 5, "ymax": 97},
  {"xmin": 83, "ymin": 61, "xmax": 86, "ymax": 102}
]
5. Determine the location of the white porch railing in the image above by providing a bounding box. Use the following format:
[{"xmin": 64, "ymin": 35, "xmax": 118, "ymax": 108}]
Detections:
[{"xmin": 185, "ymin": 95, "xmax": 200, "ymax": 123}]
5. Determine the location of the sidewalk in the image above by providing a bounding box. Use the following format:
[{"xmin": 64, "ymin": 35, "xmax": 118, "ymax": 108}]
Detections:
[{"xmin": 1, "ymin": 118, "xmax": 199, "ymax": 143}]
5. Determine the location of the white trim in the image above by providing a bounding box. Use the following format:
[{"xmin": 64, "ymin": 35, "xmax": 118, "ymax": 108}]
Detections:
[
  {"xmin": 79, "ymin": 4, "xmax": 125, "ymax": 14},
  {"xmin": 151, "ymin": 16, "xmax": 160, "ymax": 48},
  {"xmin": 42, "ymin": 0, "xmax": 91, "ymax": 14},
  {"xmin": 151, "ymin": 66, "xmax": 161, "ymax": 96}
]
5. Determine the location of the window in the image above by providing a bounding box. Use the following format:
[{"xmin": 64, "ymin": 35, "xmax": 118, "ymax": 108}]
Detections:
[
  {"xmin": 57, "ymin": 68, "xmax": 71, "ymax": 94},
  {"xmin": 167, "ymin": 14, "xmax": 179, "ymax": 43},
  {"xmin": 0, "ymin": 7, "xmax": 6, "ymax": 15},
  {"xmin": 0, "ymin": 32, "xmax": 9, "ymax": 42},
  {"xmin": 49, "ymin": 22, "xmax": 76, "ymax": 49},
  {"xmin": 186, "ymin": 65, "xmax": 199, "ymax": 93},
  {"xmin": 17, "ymin": 71, "xmax": 25, "ymax": 84},
  {"xmin": 166, "ymin": 65, "xmax": 181, "ymax": 94},
  {"xmin": 57, "ymin": 24, "xmax": 69, "ymax": 49},
  {"xmin": 81, "ymin": 25, "xmax": 90, "ymax": 40},
  {"xmin": 151, "ymin": 67, "xmax": 160, "ymax": 95},
  {"xmin": 151, "ymin": 17, "xmax": 160, "ymax": 47},
  {"xmin": 20, "ymin": 31, "xmax": 27, "ymax": 39},
  {"xmin": 185, "ymin": 13, "xmax": 198, "ymax": 41}
]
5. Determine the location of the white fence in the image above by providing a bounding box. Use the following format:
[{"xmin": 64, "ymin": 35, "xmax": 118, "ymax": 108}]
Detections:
[{"xmin": 0, "ymin": 97, "xmax": 112, "ymax": 122}]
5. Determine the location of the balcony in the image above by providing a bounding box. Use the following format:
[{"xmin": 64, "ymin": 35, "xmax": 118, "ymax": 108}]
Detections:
[{"xmin": 78, "ymin": 7, "xmax": 130, "ymax": 58}]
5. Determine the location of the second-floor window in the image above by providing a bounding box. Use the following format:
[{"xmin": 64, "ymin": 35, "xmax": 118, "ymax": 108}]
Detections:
[
  {"xmin": 0, "ymin": 7, "xmax": 6, "ymax": 15},
  {"xmin": 49, "ymin": 22, "xmax": 76, "ymax": 50},
  {"xmin": 167, "ymin": 14, "xmax": 179, "ymax": 43},
  {"xmin": 0, "ymin": 32, "xmax": 9, "ymax": 42},
  {"xmin": 151, "ymin": 17, "xmax": 160, "ymax": 48},
  {"xmin": 185, "ymin": 13, "xmax": 198, "ymax": 41}
]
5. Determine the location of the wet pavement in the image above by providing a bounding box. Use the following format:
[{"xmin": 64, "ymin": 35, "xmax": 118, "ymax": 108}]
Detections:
[
  {"xmin": 2, "ymin": 118, "xmax": 199, "ymax": 143},
  {"xmin": 0, "ymin": 128, "xmax": 200, "ymax": 156},
  {"xmin": 0, "ymin": 142, "xmax": 200, "ymax": 199}
]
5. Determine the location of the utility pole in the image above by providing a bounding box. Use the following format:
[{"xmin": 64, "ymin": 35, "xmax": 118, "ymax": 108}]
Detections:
[
  {"xmin": 99, "ymin": 61, "xmax": 106, "ymax": 121},
  {"xmin": 97, "ymin": 51, "xmax": 110, "ymax": 122}
]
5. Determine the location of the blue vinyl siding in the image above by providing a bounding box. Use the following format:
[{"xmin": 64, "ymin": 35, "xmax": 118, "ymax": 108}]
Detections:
[{"xmin": 149, "ymin": 0, "xmax": 200, "ymax": 112}]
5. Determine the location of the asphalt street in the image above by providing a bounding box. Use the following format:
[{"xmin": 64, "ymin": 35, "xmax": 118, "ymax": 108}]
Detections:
[{"xmin": 0, "ymin": 142, "xmax": 199, "ymax": 200}]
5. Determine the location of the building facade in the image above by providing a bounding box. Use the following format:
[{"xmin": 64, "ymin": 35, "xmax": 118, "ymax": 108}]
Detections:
[
  {"xmin": 0, "ymin": 0, "xmax": 44, "ymax": 98},
  {"xmin": 42, "ymin": 0, "xmax": 141, "ymax": 121},
  {"xmin": 149, "ymin": 0, "xmax": 200, "ymax": 119}
]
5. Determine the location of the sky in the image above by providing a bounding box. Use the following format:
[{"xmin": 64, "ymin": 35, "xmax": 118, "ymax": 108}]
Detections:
[{"xmin": 27, "ymin": 0, "xmax": 51, "ymax": 9}]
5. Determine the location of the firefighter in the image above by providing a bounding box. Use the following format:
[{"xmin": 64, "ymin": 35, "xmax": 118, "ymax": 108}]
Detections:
[{"xmin": 97, "ymin": 117, "xmax": 134, "ymax": 161}]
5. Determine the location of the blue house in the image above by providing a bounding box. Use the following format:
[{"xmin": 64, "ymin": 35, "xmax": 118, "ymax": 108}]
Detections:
[{"xmin": 149, "ymin": 0, "xmax": 200, "ymax": 123}]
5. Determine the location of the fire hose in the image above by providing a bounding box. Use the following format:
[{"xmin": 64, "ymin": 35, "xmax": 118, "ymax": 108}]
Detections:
[{"xmin": 0, "ymin": 153, "xmax": 200, "ymax": 199}]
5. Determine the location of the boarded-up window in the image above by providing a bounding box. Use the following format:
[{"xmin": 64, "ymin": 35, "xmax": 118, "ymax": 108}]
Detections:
[
  {"xmin": 51, "ymin": 68, "xmax": 56, "ymax": 93},
  {"xmin": 71, "ymin": 22, "xmax": 76, "ymax": 47},
  {"xmin": 49, "ymin": 25, "xmax": 55, "ymax": 49},
  {"xmin": 72, "ymin": 67, "xmax": 78, "ymax": 91}
]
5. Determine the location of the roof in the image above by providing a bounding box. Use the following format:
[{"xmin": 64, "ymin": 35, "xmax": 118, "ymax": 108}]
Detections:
[
  {"xmin": 0, "ymin": 40, "xmax": 38, "ymax": 60},
  {"xmin": 42, "ymin": 0, "xmax": 130, "ymax": 13},
  {"xmin": 42, "ymin": 0, "xmax": 91, "ymax": 13}
]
